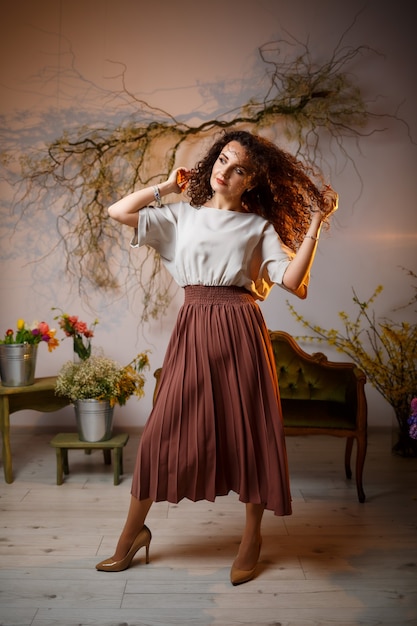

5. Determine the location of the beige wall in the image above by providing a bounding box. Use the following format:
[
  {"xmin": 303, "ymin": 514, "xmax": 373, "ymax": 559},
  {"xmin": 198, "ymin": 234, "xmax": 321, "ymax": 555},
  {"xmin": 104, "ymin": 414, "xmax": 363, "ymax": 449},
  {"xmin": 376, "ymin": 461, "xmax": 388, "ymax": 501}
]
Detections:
[{"xmin": 1, "ymin": 0, "xmax": 416, "ymax": 429}]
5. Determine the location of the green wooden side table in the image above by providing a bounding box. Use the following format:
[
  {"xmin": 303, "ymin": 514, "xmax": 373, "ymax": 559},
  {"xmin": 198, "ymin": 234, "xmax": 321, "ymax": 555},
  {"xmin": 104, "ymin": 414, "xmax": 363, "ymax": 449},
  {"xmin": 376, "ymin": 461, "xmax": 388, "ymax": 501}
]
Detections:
[
  {"xmin": 0, "ymin": 377, "xmax": 70, "ymax": 483},
  {"xmin": 50, "ymin": 432, "xmax": 129, "ymax": 485}
]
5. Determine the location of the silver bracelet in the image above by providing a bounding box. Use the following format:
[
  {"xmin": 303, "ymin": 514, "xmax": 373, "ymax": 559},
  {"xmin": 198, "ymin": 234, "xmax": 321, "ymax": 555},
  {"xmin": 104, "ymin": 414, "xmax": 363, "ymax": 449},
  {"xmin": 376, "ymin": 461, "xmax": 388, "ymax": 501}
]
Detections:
[
  {"xmin": 305, "ymin": 235, "xmax": 319, "ymax": 242},
  {"xmin": 153, "ymin": 185, "xmax": 162, "ymax": 208}
]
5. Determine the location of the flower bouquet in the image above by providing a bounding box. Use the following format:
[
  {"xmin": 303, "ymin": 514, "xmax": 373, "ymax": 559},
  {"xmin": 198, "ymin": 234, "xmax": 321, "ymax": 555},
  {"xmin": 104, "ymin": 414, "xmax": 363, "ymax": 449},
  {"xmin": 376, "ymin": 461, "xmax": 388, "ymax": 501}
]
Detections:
[
  {"xmin": 53, "ymin": 308, "xmax": 98, "ymax": 361},
  {"xmin": 0, "ymin": 319, "xmax": 59, "ymax": 351},
  {"xmin": 55, "ymin": 351, "xmax": 150, "ymax": 406}
]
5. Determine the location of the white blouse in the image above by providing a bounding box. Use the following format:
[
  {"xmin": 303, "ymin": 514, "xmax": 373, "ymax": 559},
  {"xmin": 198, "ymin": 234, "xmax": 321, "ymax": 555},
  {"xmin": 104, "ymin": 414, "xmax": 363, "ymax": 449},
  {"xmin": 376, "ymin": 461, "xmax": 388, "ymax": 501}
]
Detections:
[{"xmin": 131, "ymin": 202, "xmax": 304, "ymax": 301}]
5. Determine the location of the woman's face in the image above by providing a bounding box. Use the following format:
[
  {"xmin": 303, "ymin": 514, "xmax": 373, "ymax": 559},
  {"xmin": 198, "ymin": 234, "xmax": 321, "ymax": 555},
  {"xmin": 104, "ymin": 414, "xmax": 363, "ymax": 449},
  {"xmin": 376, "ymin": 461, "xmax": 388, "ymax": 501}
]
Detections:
[{"xmin": 210, "ymin": 141, "xmax": 253, "ymax": 202}]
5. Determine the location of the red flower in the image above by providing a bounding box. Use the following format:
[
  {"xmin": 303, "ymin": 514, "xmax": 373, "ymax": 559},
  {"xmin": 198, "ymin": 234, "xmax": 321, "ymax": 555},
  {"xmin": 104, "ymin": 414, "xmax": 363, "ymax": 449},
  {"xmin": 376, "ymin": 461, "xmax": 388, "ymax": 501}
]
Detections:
[
  {"xmin": 75, "ymin": 321, "xmax": 88, "ymax": 335},
  {"xmin": 38, "ymin": 321, "xmax": 50, "ymax": 335}
]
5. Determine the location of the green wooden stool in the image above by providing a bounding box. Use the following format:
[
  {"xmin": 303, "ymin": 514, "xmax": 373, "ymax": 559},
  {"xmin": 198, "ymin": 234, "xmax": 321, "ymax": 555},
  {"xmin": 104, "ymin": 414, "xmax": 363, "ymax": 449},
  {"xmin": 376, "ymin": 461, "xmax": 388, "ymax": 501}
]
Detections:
[{"xmin": 50, "ymin": 432, "xmax": 129, "ymax": 485}]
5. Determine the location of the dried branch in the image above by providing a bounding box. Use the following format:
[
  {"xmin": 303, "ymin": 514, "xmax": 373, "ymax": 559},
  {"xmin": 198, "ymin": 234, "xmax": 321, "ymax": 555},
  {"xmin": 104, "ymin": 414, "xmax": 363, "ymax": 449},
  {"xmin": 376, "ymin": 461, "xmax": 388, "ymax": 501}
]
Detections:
[{"xmin": 1, "ymin": 23, "xmax": 411, "ymax": 320}]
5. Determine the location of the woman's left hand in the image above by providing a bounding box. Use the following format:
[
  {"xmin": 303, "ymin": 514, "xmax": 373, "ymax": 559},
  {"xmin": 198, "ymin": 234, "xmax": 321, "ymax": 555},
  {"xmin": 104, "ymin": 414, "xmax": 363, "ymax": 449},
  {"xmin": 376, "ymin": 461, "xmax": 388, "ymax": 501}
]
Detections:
[{"xmin": 320, "ymin": 186, "xmax": 339, "ymax": 218}]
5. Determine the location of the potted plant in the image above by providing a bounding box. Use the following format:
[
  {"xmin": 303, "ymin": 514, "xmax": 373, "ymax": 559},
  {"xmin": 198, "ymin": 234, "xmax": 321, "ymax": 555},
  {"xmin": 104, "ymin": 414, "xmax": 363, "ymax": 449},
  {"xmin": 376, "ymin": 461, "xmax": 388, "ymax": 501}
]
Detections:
[
  {"xmin": 55, "ymin": 351, "xmax": 150, "ymax": 442},
  {"xmin": 0, "ymin": 319, "xmax": 59, "ymax": 387}
]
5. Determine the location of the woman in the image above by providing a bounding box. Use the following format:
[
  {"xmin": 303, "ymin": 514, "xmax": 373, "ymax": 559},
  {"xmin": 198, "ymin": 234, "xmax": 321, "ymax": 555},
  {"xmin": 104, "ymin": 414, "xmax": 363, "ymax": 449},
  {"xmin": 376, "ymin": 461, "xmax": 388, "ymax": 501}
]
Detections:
[{"xmin": 96, "ymin": 129, "xmax": 338, "ymax": 585}]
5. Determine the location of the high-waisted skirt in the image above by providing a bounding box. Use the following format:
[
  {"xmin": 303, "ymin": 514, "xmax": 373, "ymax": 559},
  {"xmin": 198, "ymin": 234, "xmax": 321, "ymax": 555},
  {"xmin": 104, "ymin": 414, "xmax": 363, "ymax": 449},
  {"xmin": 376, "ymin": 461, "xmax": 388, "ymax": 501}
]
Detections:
[{"xmin": 131, "ymin": 285, "xmax": 292, "ymax": 516}]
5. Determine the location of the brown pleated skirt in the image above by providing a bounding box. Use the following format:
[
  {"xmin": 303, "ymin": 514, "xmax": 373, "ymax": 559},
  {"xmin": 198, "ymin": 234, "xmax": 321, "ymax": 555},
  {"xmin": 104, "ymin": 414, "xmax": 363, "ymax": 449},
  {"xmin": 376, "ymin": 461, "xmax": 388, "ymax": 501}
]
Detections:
[{"xmin": 131, "ymin": 285, "xmax": 292, "ymax": 516}]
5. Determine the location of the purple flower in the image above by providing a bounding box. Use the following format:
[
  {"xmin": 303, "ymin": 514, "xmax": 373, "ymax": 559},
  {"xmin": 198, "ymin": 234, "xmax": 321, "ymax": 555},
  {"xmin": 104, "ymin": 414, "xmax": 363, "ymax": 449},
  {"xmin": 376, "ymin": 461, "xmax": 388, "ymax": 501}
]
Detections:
[
  {"xmin": 31, "ymin": 328, "xmax": 40, "ymax": 336},
  {"xmin": 409, "ymin": 401, "xmax": 417, "ymax": 440}
]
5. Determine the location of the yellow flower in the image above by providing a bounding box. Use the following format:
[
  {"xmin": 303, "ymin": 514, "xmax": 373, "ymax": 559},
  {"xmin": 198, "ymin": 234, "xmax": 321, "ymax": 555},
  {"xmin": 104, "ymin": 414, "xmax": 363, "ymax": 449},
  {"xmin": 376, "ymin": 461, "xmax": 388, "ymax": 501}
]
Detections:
[
  {"xmin": 17, "ymin": 319, "xmax": 25, "ymax": 330},
  {"xmin": 286, "ymin": 270, "xmax": 417, "ymax": 431}
]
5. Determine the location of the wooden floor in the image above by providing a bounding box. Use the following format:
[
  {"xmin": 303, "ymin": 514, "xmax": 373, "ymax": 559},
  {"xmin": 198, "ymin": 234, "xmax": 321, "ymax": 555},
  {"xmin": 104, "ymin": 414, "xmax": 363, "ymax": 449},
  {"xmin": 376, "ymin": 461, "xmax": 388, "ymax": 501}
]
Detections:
[{"xmin": 0, "ymin": 426, "xmax": 416, "ymax": 626}]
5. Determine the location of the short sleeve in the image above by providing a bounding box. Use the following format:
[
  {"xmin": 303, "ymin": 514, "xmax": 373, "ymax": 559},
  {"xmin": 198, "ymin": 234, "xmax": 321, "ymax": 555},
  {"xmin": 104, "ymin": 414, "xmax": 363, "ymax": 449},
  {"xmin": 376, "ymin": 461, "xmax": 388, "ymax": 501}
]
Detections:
[
  {"xmin": 130, "ymin": 205, "xmax": 179, "ymax": 264},
  {"xmin": 258, "ymin": 223, "xmax": 309, "ymax": 297}
]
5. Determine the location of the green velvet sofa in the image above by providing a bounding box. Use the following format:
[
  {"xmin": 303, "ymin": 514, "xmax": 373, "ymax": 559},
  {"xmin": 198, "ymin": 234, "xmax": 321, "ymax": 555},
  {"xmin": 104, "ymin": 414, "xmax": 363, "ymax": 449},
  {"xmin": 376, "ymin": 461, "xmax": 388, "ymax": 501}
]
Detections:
[{"xmin": 269, "ymin": 330, "xmax": 367, "ymax": 502}]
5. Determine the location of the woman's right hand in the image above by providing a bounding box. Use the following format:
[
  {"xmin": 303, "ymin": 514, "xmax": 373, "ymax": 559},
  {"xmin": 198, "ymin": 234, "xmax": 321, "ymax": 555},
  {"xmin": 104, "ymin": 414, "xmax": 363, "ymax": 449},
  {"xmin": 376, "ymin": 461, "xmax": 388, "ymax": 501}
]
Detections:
[{"xmin": 167, "ymin": 167, "xmax": 191, "ymax": 193}]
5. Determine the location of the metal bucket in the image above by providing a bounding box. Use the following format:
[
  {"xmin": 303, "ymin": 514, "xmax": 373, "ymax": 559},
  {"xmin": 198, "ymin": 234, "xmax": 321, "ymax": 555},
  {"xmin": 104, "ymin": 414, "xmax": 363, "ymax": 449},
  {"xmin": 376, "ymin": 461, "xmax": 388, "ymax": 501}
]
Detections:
[
  {"xmin": 74, "ymin": 399, "xmax": 114, "ymax": 442},
  {"xmin": 0, "ymin": 343, "xmax": 38, "ymax": 387}
]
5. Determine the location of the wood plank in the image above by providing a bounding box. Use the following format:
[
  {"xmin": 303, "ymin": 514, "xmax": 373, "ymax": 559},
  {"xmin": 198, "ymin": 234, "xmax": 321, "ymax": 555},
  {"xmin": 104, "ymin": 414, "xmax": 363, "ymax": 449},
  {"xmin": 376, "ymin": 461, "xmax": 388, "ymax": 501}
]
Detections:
[{"xmin": 1, "ymin": 427, "xmax": 416, "ymax": 626}]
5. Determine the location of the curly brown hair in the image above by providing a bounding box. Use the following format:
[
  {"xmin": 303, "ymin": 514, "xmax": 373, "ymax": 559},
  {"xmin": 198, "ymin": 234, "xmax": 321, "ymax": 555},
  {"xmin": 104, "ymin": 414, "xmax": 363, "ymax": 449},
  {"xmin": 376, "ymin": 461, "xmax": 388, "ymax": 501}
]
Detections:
[{"xmin": 186, "ymin": 130, "xmax": 325, "ymax": 251}]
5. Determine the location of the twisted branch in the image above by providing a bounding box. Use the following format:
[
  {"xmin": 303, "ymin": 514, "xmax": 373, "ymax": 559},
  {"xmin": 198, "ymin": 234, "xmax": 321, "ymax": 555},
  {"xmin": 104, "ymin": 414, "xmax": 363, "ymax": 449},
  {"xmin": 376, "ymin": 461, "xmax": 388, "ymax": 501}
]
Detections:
[{"xmin": 1, "ymin": 24, "xmax": 410, "ymax": 320}]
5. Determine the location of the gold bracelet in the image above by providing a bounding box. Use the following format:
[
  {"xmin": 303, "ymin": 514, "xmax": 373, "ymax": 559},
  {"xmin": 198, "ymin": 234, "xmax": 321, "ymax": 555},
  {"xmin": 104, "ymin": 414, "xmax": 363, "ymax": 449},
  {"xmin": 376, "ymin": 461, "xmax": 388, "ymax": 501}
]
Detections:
[{"xmin": 305, "ymin": 235, "xmax": 319, "ymax": 242}]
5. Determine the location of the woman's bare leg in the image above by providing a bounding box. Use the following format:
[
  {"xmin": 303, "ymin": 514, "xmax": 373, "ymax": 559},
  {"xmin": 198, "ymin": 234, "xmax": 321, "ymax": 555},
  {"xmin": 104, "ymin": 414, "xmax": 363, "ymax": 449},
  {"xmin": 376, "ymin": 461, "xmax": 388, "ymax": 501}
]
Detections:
[
  {"xmin": 232, "ymin": 502, "xmax": 264, "ymax": 571},
  {"xmin": 112, "ymin": 496, "xmax": 153, "ymax": 560}
]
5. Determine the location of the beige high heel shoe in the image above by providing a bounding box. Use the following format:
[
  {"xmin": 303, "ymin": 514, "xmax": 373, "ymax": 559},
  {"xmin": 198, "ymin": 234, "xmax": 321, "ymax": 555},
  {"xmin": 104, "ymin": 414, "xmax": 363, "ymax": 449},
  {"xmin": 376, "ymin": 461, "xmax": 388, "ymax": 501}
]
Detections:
[
  {"xmin": 230, "ymin": 539, "xmax": 261, "ymax": 586},
  {"xmin": 230, "ymin": 562, "xmax": 257, "ymax": 585},
  {"xmin": 96, "ymin": 525, "xmax": 152, "ymax": 572}
]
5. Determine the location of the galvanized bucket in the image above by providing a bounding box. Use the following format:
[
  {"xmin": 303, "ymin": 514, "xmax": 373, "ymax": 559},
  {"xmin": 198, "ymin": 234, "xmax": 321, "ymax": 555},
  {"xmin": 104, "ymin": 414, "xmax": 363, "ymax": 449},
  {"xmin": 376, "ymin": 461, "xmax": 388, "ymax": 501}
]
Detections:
[
  {"xmin": 0, "ymin": 343, "xmax": 38, "ymax": 387},
  {"xmin": 74, "ymin": 399, "xmax": 114, "ymax": 442}
]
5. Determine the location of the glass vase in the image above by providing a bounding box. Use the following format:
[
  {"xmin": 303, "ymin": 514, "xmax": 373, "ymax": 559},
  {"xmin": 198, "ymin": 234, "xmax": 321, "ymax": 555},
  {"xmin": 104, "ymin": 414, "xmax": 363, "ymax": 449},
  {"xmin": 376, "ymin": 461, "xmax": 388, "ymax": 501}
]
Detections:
[{"xmin": 73, "ymin": 335, "xmax": 91, "ymax": 362}]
